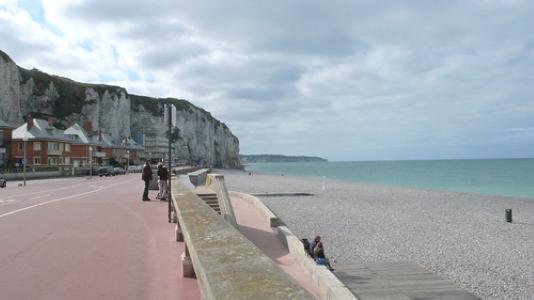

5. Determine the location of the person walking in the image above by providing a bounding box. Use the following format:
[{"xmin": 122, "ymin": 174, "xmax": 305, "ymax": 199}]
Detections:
[
  {"xmin": 141, "ymin": 160, "xmax": 152, "ymax": 201},
  {"xmin": 157, "ymin": 159, "xmax": 169, "ymax": 201}
]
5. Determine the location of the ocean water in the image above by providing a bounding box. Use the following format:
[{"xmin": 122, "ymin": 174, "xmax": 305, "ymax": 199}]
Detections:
[{"xmin": 244, "ymin": 159, "xmax": 534, "ymax": 199}]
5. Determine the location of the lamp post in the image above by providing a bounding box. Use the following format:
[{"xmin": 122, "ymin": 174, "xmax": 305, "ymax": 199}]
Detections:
[
  {"xmin": 89, "ymin": 146, "xmax": 93, "ymax": 179},
  {"xmin": 126, "ymin": 150, "xmax": 130, "ymax": 174},
  {"xmin": 22, "ymin": 136, "xmax": 28, "ymax": 186}
]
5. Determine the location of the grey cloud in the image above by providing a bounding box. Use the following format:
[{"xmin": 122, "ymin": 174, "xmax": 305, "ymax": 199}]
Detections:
[
  {"xmin": 15, "ymin": 0, "xmax": 534, "ymax": 160},
  {"xmin": 137, "ymin": 41, "xmax": 208, "ymax": 69},
  {"xmin": 60, "ymin": 0, "xmax": 177, "ymax": 23}
]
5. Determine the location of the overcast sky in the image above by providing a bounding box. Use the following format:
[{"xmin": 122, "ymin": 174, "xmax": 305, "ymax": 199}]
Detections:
[{"xmin": 1, "ymin": 0, "xmax": 534, "ymax": 161}]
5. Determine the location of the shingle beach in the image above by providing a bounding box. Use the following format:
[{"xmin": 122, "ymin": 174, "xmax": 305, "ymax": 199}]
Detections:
[{"xmin": 219, "ymin": 169, "xmax": 534, "ymax": 300}]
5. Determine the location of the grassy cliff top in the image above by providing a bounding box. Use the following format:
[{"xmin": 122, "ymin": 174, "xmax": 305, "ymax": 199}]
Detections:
[
  {"xmin": 2, "ymin": 48, "xmax": 230, "ymax": 132},
  {"xmin": 18, "ymin": 67, "xmax": 126, "ymax": 119},
  {"xmin": 130, "ymin": 94, "xmax": 229, "ymax": 131}
]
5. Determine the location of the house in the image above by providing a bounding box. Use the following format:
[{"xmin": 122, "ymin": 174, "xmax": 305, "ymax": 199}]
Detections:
[
  {"xmin": 99, "ymin": 133, "xmax": 137, "ymax": 165},
  {"xmin": 64, "ymin": 123, "xmax": 106, "ymax": 167},
  {"xmin": 121, "ymin": 137, "xmax": 144, "ymax": 164},
  {"xmin": 144, "ymin": 134, "xmax": 169, "ymax": 162},
  {"xmin": 11, "ymin": 116, "xmax": 74, "ymax": 168},
  {"xmin": 0, "ymin": 118, "xmax": 13, "ymax": 166}
]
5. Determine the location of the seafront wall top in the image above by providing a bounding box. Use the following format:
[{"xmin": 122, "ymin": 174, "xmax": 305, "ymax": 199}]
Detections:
[{"xmin": 171, "ymin": 179, "xmax": 315, "ymax": 300}]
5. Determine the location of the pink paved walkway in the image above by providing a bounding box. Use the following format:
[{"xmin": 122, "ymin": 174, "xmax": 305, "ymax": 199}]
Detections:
[
  {"xmin": 230, "ymin": 193, "xmax": 322, "ymax": 299},
  {"xmin": 0, "ymin": 175, "xmax": 200, "ymax": 300}
]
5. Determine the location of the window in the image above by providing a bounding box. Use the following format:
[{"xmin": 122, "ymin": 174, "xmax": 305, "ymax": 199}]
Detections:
[
  {"xmin": 48, "ymin": 142, "xmax": 59, "ymax": 151},
  {"xmin": 33, "ymin": 157, "xmax": 41, "ymax": 165},
  {"xmin": 33, "ymin": 142, "xmax": 41, "ymax": 151},
  {"xmin": 65, "ymin": 144, "xmax": 71, "ymax": 152},
  {"xmin": 0, "ymin": 130, "xmax": 4, "ymax": 145},
  {"xmin": 48, "ymin": 157, "xmax": 59, "ymax": 165},
  {"xmin": 18, "ymin": 142, "xmax": 23, "ymax": 151},
  {"xmin": 47, "ymin": 142, "xmax": 60, "ymax": 153},
  {"xmin": 0, "ymin": 148, "xmax": 6, "ymax": 165},
  {"xmin": 59, "ymin": 143, "xmax": 64, "ymax": 151},
  {"xmin": 65, "ymin": 157, "xmax": 70, "ymax": 165}
]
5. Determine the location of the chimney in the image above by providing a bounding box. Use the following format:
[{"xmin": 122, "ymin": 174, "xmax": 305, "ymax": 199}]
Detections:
[
  {"xmin": 83, "ymin": 121, "xmax": 93, "ymax": 133},
  {"xmin": 47, "ymin": 116, "xmax": 54, "ymax": 127},
  {"xmin": 26, "ymin": 114, "xmax": 33, "ymax": 130}
]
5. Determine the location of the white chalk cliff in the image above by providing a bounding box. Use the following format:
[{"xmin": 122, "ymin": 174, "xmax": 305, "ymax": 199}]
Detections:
[{"xmin": 0, "ymin": 50, "xmax": 240, "ymax": 168}]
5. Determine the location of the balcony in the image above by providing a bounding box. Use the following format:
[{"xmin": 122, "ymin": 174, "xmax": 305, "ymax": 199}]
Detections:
[
  {"xmin": 93, "ymin": 151, "xmax": 107, "ymax": 158},
  {"xmin": 47, "ymin": 149, "xmax": 62, "ymax": 156}
]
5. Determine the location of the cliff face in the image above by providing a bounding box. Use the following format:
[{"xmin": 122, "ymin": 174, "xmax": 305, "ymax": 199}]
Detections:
[
  {"xmin": 0, "ymin": 51, "xmax": 23, "ymax": 125},
  {"xmin": 0, "ymin": 50, "xmax": 240, "ymax": 168}
]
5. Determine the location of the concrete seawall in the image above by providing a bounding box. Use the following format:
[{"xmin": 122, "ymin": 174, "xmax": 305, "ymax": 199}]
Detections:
[{"xmin": 170, "ymin": 179, "xmax": 315, "ymax": 300}]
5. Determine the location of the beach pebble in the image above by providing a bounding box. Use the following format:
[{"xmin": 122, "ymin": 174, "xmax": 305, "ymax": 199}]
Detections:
[{"xmin": 219, "ymin": 169, "xmax": 534, "ymax": 300}]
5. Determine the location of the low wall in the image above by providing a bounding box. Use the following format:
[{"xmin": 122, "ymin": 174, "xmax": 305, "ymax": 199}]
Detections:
[
  {"xmin": 188, "ymin": 168, "xmax": 210, "ymax": 186},
  {"xmin": 229, "ymin": 191, "xmax": 357, "ymax": 300},
  {"xmin": 171, "ymin": 180, "xmax": 315, "ymax": 300},
  {"xmin": 206, "ymin": 174, "xmax": 238, "ymax": 228},
  {"xmin": 3, "ymin": 171, "xmax": 61, "ymax": 180}
]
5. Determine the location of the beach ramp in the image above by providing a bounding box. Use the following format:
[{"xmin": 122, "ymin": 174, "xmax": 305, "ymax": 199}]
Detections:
[{"xmin": 333, "ymin": 261, "xmax": 480, "ymax": 300}]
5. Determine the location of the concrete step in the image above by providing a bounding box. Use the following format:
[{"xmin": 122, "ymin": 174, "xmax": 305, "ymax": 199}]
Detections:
[
  {"xmin": 196, "ymin": 193, "xmax": 217, "ymax": 197},
  {"xmin": 201, "ymin": 199, "xmax": 219, "ymax": 203}
]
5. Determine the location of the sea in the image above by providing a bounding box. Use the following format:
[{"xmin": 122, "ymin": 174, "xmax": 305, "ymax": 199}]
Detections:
[{"xmin": 244, "ymin": 158, "xmax": 534, "ymax": 199}]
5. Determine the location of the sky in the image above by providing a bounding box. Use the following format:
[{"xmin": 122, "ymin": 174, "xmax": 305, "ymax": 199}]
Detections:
[{"xmin": 1, "ymin": 0, "xmax": 534, "ymax": 161}]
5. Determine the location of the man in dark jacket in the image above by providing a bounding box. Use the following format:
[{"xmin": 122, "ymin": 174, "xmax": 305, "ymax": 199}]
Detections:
[{"xmin": 142, "ymin": 161, "xmax": 152, "ymax": 201}]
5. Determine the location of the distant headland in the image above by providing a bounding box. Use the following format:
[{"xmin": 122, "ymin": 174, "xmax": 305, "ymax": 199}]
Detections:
[{"xmin": 240, "ymin": 154, "xmax": 327, "ymax": 163}]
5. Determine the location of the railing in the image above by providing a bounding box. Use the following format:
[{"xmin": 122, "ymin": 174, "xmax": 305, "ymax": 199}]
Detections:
[
  {"xmin": 170, "ymin": 178, "xmax": 315, "ymax": 300},
  {"xmin": 205, "ymin": 173, "xmax": 238, "ymax": 228},
  {"xmin": 47, "ymin": 149, "xmax": 62, "ymax": 155},
  {"xmin": 93, "ymin": 151, "xmax": 106, "ymax": 158}
]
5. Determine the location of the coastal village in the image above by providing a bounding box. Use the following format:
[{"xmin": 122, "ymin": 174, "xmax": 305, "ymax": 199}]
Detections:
[
  {"xmin": 1, "ymin": 114, "xmax": 146, "ymax": 174},
  {"xmin": 1, "ymin": 2, "xmax": 534, "ymax": 300}
]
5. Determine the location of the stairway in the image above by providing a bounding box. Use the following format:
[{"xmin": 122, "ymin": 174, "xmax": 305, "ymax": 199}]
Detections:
[{"xmin": 196, "ymin": 192, "xmax": 221, "ymax": 215}]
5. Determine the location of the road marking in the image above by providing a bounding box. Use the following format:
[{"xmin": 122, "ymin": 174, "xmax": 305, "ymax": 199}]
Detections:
[
  {"xmin": 31, "ymin": 194, "xmax": 50, "ymax": 200},
  {"xmin": 0, "ymin": 178, "xmax": 136, "ymax": 219},
  {"xmin": 1, "ymin": 175, "xmax": 134, "ymax": 198},
  {"xmin": 0, "ymin": 199, "xmax": 16, "ymax": 203},
  {"xmin": 0, "ymin": 184, "xmax": 89, "ymax": 198}
]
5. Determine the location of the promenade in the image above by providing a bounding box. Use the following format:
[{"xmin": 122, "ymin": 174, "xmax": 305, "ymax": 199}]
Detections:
[
  {"xmin": 0, "ymin": 174, "xmax": 323, "ymax": 300},
  {"xmin": 0, "ymin": 175, "xmax": 200, "ymax": 300}
]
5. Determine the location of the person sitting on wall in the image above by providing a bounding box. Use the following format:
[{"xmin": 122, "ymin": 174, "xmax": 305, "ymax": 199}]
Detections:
[
  {"xmin": 314, "ymin": 241, "xmax": 334, "ymax": 271},
  {"xmin": 301, "ymin": 238, "xmax": 313, "ymax": 257},
  {"xmin": 309, "ymin": 236, "xmax": 321, "ymax": 258}
]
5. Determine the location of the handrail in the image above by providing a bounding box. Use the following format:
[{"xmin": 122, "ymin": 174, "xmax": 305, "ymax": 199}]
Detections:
[{"xmin": 170, "ymin": 179, "xmax": 315, "ymax": 300}]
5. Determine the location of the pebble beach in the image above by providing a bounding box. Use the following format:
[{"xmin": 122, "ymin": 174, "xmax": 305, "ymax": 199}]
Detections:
[{"xmin": 218, "ymin": 169, "xmax": 534, "ymax": 300}]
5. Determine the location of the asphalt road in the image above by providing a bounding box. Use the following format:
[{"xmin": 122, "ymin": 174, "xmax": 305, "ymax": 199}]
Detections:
[{"xmin": 0, "ymin": 174, "xmax": 199, "ymax": 300}]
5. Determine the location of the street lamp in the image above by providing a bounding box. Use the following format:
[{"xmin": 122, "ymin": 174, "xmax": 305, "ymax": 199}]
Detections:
[
  {"xmin": 89, "ymin": 146, "xmax": 93, "ymax": 179},
  {"xmin": 22, "ymin": 136, "xmax": 28, "ymax": 186},
  {"xmin": 126, "ymin": 150, "xmax": 130, "ymax": 174}
]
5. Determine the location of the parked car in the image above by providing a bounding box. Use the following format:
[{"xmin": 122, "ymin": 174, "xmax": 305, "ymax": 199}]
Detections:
[
  {"xmin": 97, "ymin": 166, "xmax": 114, "ymax": 177},
  {"xmin": 113, "ymin": 167, "xmax": 126, "ymax": 175},
  {"xmin": 127, "ymin": 165, "xmax": 140, "ymax": 173},
  {"xmin": 0, "ymin": 175, "xmax": 6, "ymax": 188}
]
